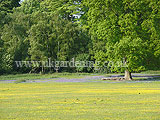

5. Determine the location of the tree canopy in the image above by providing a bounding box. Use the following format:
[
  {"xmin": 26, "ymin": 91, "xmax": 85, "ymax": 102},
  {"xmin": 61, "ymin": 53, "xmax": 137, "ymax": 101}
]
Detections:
[
  {"xmin": 83, "ymin": 0, "xmax": 160, "ymax": 79},
  {"xmin": 0, "ymin": 0, "xmax": 159, "ymax": 78}
]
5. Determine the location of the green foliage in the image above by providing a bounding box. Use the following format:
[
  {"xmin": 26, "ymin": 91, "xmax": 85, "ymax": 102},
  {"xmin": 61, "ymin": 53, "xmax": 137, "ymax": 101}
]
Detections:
[
  {"xmin": 75, "ymin": 53, "xmax": 91, "ymax": 72},
  {"xmin": 1, "ymin": 11, "xmax": 30, "ymax": 73},
  {"xmin": 0, "ymin": 0, "xmax": 159, "ymax": 74},
  {"xmin": 0, "ymin": 0, "xmax": 21, "ymax": 74},
  {"xmin": 19, "ymin": 0, "xmax": 42, "ymax": 14},
  {"xmin": 1, "ymin": 0, "xmax": 90, "ymax": 74},
  {"xmin": 0, "ymin": 0, "xmax": 20, "ymax": 12},
  {"xmin": 84, "ymin": 0, "xmax": 160, "ymax": 73}
]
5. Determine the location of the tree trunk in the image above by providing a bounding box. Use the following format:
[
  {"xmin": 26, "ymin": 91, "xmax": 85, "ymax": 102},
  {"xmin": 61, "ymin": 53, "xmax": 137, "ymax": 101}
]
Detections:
[
  {"xmin": 41, "ymin": 66, "xmax": 44, "ymax": 74},
  {"xmin": 56, "ymin": 69, "xmax": 59, "ymax": 73},
  {"xmin": 124, "ymin": 69, "xmax": 132, "ymax": 80}
]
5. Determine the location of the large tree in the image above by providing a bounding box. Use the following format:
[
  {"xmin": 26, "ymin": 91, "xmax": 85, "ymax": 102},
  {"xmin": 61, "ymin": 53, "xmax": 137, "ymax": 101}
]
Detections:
[{"xmin": 83, "ymin": 0, "xmax": 160, "ymax": 80}]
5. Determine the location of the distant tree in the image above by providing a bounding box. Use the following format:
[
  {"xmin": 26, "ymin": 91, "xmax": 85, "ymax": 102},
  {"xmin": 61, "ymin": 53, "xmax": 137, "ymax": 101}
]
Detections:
[
  {"xmin": 23, "ymin": 0, "xmax": 89, "ymax": 73},
  {"xmin": 0, "ymin": 0, "xmax": 21, "ymax": 74},
  {"xmin": 0, "ymin": 0, "xmax": 90, "ymax": 74},
  {"xmin": 1, "ymin": 11, "xmax": 30, "ymax": 73}
]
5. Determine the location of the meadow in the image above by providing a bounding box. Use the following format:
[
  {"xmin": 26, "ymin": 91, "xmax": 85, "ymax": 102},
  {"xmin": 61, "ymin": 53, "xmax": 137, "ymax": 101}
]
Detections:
[{"xmin": 0, "ymin": 78, "xmax": 160, "ymax": 120}]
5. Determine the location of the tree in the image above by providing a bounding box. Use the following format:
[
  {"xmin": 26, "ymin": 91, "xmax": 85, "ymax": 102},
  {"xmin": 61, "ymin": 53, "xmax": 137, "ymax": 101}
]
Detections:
[
  {"xmin": 0, "ymin": 0, "xmax": 20, "ymax": 28},
  {"xmin": 24, "ymin": 0, "xmax": 89, "ymax": 73},
  {"xmin": 0, "ymin": 0, "xmax": 20, "ymax": 12},
  {"xmin": 1, "ymin": 11, "xmax": 31, "ymax": 73},
  {"xmin": 75, "ymin": 53, "xmax": 91, "ymax": 72},
  {"xmin": 0, "ymin": 0, "xmax": 21, "ymax": 74},
  {"xmin": 83, "ymin": 0, "xmax": 160, "ymax": 80}
]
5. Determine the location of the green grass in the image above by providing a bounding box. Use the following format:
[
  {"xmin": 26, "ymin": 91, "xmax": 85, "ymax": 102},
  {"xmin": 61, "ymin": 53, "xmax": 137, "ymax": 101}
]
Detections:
[
  {"xmin": 133, "ymin": 77, "xmax": 160, "ymax": 81},
  {"xmin": 0, "ymin": 74, "xmax": 57, "ymax": 81},
  {"xmin": 0, "ymin": 73, "xmax": 92, "ymax": 81},
  {"xmin": 0, "ymin": 82, "xmax": 160, "ymax": 120}
]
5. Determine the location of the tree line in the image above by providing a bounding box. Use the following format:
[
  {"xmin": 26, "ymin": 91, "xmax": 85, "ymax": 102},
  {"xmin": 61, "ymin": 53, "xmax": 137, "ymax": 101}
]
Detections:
[{"xmin": 0, "ymin": 0, "xmax": 160, "ymax": 79}]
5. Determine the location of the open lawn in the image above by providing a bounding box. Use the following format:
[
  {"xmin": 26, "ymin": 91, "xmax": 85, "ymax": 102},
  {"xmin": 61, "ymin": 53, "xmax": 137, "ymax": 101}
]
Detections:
[
  {"xmin": 0, "ymin": 73, "xmax": 92, "ymax": 81},
  {"xmin": 0, "ymin": 80, "xmax": 160, "ymax": 120}
]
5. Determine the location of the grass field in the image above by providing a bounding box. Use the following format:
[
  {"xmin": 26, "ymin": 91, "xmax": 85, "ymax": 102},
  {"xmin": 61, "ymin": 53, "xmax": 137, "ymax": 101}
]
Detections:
[
  {"xmin": 0, "ymin": 73, "xmax": 93, "ymax": 81},
  {"xmin": 0, "ymin": 81, "xmax": 160, "ymax": 120}
]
